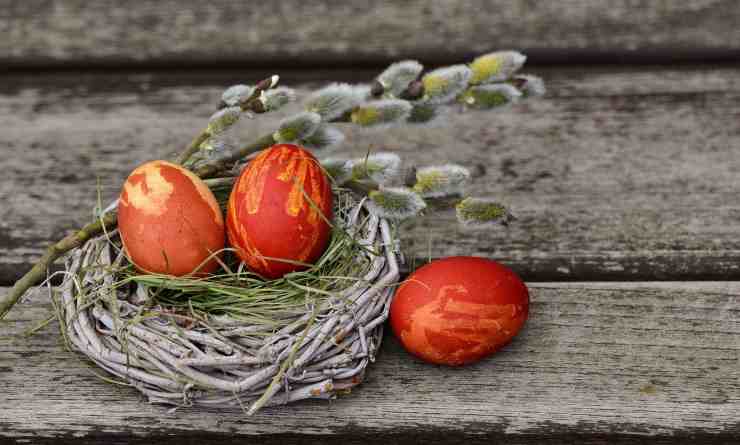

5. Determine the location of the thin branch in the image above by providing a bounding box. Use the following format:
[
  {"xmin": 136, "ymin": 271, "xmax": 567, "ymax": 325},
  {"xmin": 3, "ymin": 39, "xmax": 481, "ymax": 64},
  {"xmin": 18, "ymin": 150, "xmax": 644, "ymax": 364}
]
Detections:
[
  {"xmin": 0, "ymin": 213, "xmax": 117, "ymax": 320},
  {"xmin": 176, "ymin": 129, "xmax": 211, "ymax": 165},
  {"xmin": 193, "ymin": 133, "xmax": 276, "ymax": 178}
]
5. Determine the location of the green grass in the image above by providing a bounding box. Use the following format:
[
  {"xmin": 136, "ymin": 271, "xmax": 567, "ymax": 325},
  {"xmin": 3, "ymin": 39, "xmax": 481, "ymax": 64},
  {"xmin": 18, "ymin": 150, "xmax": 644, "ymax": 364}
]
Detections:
[{"xmin": 116, "ymin": 190, "xmax": 377, "ymax": 329}]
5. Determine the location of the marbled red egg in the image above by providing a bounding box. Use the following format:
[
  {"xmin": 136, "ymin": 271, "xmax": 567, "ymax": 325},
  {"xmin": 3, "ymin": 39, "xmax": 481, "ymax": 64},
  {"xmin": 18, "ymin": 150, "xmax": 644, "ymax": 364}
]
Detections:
[
  {"xmin": 390, "ymin": 257, "xmax": 529, "ymax": 366},
  {"xmin": 118, "ymin": 160, "xmax": 225, "ymax": 276},
  {"xmin": 226, "ymin": 144, "xmax": 333, "ymax": 279}
]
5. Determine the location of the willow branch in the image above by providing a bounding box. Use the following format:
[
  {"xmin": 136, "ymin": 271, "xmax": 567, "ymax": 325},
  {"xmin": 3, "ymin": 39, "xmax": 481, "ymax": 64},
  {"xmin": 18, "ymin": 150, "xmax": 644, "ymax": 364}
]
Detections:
[
  {"xmin": 176, "ymin": 129, "xmax": 211, "ymax": 165},
  {"xmin": 0, "ymin": 213, "xmax": 117, "ymax": 320},
  {"xmin": 192, "ymin": 133, "xmax": 276, "ymax": 178},
  {"xmin": 177, "ymin": 77, "xmax": 279, "ymax": 167},
  {"xmin": 2, "ymin": 53, "xmax": 541, "ymax": 319},
  {"xmin": 345, "ymin": 179, "xmax": 379, "ymax": 196}
]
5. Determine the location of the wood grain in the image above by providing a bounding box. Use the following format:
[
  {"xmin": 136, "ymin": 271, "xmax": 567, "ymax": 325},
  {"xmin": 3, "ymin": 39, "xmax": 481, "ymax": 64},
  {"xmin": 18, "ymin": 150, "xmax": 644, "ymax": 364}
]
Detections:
[
  {"xmin": 1, "ymin": 282, "xmax": 739, "ymax": 444},
  {"xmin": 2, "ymin": 1, "xmax": 740, "ymax": 68},
  {"xmin": 2, "ymin": 66, "xmax": 740, "ymax": 284}
]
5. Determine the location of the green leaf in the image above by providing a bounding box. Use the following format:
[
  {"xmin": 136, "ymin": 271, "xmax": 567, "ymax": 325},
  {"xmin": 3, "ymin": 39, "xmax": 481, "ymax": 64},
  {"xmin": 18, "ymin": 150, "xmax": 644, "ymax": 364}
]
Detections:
[
  {"xmin": 350, "ymin": 100, "xmax": 412, "ymax": 127},
  {"xmin": 207, "ymin": 107, "xmax": 241, "ymax": 135},
  {"xmin": 301, "ymin": 125, "xmax": 345, "ymax": 150},
  {"xmin": 421, "ymin": 65, "xmax": 472, "ymax": 104},
  {"xmin": 469, "ymin": 51, "xmax": 526, "ymax": 85},
  {"xmin": 350, "ymin": 152, "xmax": 401, "ymax": 184},
  {"xmin": 413, "ymin": 164, "xmax": 471, "ymax": 198},
  {"xmin": 377, "ymin": 60, "xmax": 424, "ymax": 96},
  {"xmin": 459, "ymin": 84, "xmax": 522, "ymax": 109},
  {"xmin": 221, "ymin": 84, "xmax": 253, "ymax": 107},
  {"xmin": 367, "ymin": 187, "xmax": 426, "ymax": 220},
  {"xmin": 407, "ymin": 103, "xmax": 441, "ymax": 124},
  {"xmin": 263, "ymin": 87, "xmax": 296, "ymax": 111},
  {"xmin": 455, "ymin": 198, "xmax": 515, "ymax": 228},
  {"xmin": 306, "ymin": 83, "xmax": 368, "ymax": 121},
  {"xmin": 273, "ymin": 112, "xmax": 322, "ymax": 142}
]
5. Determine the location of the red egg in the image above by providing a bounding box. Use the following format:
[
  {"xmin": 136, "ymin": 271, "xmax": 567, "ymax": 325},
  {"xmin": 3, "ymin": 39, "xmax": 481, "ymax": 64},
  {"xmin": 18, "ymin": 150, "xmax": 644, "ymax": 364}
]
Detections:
[
  {"xmin": 390, "ymin": 257, "xmax": 529, "ymax": 366},
  {"xmin": 226, "ymin": 144, "xmax": 333, "ymax": 279},
  {"xmin": 118, "ymin": 160, "xmax": 225, "ymax": 276}
]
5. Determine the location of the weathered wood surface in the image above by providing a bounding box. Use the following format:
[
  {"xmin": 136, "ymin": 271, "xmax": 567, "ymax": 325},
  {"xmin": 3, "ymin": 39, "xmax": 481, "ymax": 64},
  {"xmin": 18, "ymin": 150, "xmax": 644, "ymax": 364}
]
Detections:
[
  {"xmin": 3, "ymin": 1, "xmax": 740, "ymax": 68},
  {"xmin": 2, "ymin": 66, "xmax": 740, "ymax": 284},
  {"xmin": 1, "ymin": 282, "xmax": 739, "ymax": 444}
]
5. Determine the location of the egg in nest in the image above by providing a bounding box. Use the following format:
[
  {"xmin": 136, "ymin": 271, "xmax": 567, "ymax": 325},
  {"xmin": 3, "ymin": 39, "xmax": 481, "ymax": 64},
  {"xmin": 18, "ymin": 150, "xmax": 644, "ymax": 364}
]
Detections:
[{"xmin": 118, "ymin": 160, "xmax": 225, "ymax": 276}]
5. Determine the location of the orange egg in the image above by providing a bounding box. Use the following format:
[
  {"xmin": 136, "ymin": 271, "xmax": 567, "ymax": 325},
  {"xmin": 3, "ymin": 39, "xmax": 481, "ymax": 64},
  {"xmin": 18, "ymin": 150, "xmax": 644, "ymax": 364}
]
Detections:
[
  {"xmin": 118, "ymin": 160, "xmax": 225, "ymax": 276},
  {"xmin": 226, "ymin": 144, "xmax": 333, "ymax": 279},
  {"xmin": 390, "ymin": 257, "xmax": 529, "ymax": 366}
]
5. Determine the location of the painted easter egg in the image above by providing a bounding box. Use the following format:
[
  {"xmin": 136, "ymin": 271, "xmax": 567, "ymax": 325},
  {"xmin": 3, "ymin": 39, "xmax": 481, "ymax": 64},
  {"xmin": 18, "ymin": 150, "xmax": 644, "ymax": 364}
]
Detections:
[
  {"xmin": 390, "ymin": 256, "xmax": 529, "ymax": 366},
  {"xmin": 226, "ymin": 144, "xmax": 333, "ymax": 279},
  {"xmin": 118, "ymin": 160, "xmax": 225, "ymax": 276}
]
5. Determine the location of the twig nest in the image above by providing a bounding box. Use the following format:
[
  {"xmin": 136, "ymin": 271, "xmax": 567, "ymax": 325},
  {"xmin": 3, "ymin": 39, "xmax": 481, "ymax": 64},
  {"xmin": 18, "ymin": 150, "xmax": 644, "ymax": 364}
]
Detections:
[
  {"xmin": 118, "ymin": 160, "xmax": 225, "ymax": 276},
  {"xmin": 58, "ymin": 190, "xmax": 400, "ymax": 414}
]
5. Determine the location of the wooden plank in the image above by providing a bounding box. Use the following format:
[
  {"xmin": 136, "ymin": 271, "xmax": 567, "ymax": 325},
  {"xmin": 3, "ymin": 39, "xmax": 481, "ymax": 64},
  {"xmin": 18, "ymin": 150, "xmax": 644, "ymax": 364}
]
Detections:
[
  {"xmin": 2, "ymin": 66, "xmax": 740, "ymax": 284},
  {"xmin": 2, "ymin": 1, "xmax": 740, "ymax": 68},
  {"xmin": 1, "ymin": 282, "xmax": 739, "ymax": 444}
]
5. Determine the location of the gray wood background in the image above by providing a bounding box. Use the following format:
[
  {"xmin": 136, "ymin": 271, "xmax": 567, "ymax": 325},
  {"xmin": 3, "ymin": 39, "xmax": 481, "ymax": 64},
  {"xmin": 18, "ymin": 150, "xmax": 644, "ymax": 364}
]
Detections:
[
  {"xmin": 3, "ymin": 1, "xmax": 740, "ymax": 67},
  {"xmin": 1, "ymin": 1, "xmax": 740, "ymax": 444}
]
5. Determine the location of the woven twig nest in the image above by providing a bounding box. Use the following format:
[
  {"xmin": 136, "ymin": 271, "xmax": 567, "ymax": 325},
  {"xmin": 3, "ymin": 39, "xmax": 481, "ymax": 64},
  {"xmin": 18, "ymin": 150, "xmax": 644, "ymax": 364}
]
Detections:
[{"xmin": 57, "ymin": 191, "xmax": 400, "ymax": 414}]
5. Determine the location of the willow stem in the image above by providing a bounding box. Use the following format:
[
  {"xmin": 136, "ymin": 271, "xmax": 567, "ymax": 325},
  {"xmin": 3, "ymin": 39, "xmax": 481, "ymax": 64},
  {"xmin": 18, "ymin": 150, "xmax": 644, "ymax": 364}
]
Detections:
[
  {"xmin": 0, "ymin": 213, "xmax": 117, "ymax": 320},
  {"xmin": 193, "ymin": 133, "xmax": 276, "ymax": 178},
  {"xmin": 176, "ymin": 129, "xmax": 211, "ymax": 165},
  {"xmin": 346, "ymin": 179, "xmax": 379, "ymax": 195}
]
